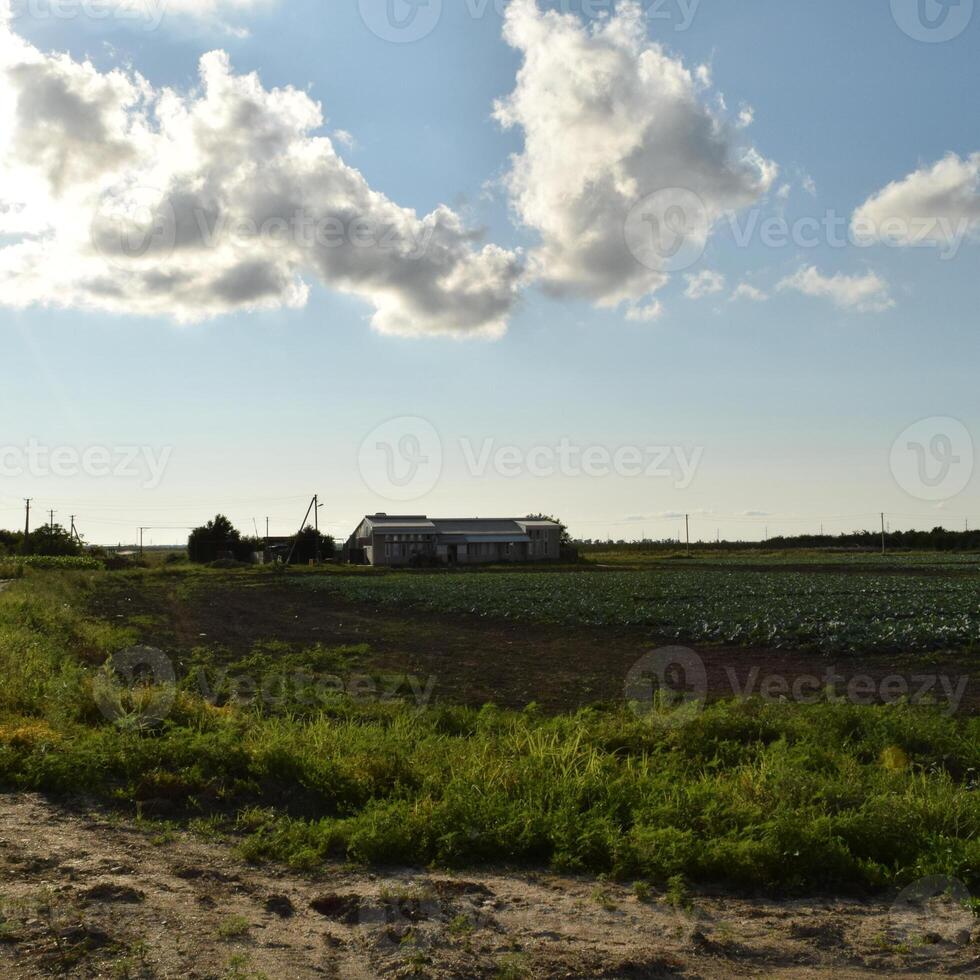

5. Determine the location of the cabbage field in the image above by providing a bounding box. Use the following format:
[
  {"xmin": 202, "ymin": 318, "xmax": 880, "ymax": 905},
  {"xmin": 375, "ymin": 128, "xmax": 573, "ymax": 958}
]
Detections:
[{"xmin": 304, "ymin": 567, "xmax": 980, "ymax": 655}]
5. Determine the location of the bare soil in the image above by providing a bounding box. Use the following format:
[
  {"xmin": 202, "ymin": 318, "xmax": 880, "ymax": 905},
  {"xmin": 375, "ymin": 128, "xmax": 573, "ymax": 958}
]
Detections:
[
  {"xmin": 89, "ymin": 575, "xmax": 980, "ymax": 714},
  {"xmin": 1, "ymin": 794, "xmax": 977, "ymax": 979}
]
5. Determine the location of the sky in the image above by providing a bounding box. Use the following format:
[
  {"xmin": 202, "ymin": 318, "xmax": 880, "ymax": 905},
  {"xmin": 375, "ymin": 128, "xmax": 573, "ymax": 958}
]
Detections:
[{"xmin": 0, "ymin": 0, "xmax": 977, "ymax": 545}]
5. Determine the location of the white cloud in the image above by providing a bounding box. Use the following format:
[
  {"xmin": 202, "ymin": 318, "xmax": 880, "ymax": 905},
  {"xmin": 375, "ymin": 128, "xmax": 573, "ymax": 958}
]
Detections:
[
  {"xmin": 801, "ymin": 173, "xmax": 817, "ymax": 196},
  {"xmin": 624, "ymin": 299, "xmax": 663, "ymax": 322},
  {"xmin": 0, "ymin": 18, "xmax": 521, "ymax": 337},
  {"xmin": 851, "ymin": 152, "xmax": 980, "ymax": 255},
  {"xmin": 493, "ymin": 0, "xmax": 776, "ymax": 320},
  {"xmin": 730, "ymin": 282, "xmax": 768, "ymax": 302},
  {"xmin": 736, "ymin": 104, "xmax": 754, "ymax": 129},
  {"xmin": 332, "ymin": 129, "xmax": 357, "ymax": 151},
  {"xmin": 684, "ymin": 269, "xmax": 725, "ymax": 299},
  {"xmin": 777, "ymin": 265, "xmax": 894, "ymax": 314}
]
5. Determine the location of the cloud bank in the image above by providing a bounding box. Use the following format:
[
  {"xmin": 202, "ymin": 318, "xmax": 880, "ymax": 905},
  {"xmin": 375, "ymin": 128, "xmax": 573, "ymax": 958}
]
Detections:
[
  {"xmin": 494, "ymin": 0, "xmax": 776, "ymax": 319},
  {"xmin": 0, "ymin": 12, "xmax": 521, "ymax": 337}
]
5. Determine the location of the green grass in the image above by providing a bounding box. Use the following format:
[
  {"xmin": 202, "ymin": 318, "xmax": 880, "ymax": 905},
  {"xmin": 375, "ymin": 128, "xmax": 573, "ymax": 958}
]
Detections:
[
  {"xmin": 0, "ymin": 570, "xmax": 979, "ymax": 896},
  {"xmin": 298, "ymin": 566, "xmax": 980, "ymax": 655}
]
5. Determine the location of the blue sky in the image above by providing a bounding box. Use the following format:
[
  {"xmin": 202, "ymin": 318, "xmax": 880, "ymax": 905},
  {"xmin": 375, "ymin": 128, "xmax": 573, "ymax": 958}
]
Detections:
[{"xmin": 0, "ymin": 0, "xmax": 977, "ymax": 544}]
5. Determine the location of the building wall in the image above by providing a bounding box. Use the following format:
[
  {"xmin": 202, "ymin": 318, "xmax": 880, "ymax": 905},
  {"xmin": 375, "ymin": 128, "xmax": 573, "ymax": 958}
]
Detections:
[
  {"xmin": 351, "ymin": 521, "xmax": 562, "ymax": 566},
  {"xmin": 523, "ymin": 525, "xmax": 561, "ymax": 561}
]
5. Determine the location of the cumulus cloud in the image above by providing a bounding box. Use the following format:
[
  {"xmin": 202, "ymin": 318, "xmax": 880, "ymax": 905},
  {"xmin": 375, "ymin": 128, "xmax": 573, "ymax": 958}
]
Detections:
[
  {"xmin": 777, "ymin": 266, "xmax": 894, "ymax": 314},
  {"xmin": 851, "ymin": 152, "xmax": 980, "ymax": 256},
  {"xmin": 493, "ymin": 0, "xmax": 776, "ymax": 319},
  {"xmin": 684, "ymin": 269, "xmax": 725, "ymax": 299},
  {"xmin": 0, "ymin": 15, "xmax": 521, "ymax": 336},
  {"xmin": 730, "ymin": 282, "xmax": 768, "ymax": 302}
]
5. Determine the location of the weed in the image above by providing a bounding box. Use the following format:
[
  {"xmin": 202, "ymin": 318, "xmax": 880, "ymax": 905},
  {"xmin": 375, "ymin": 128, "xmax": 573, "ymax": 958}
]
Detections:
[
  {"xmin": 223, "ymin": 952, "xmax": 269, "ymax": 980},
  {"xmin": 665, "ymin": 875, "xmax": 692, "ymax": 912},
  {"xmin": 449, "ymin": 913, "xmax": 474, "ymax": 938},
  {"xmin": 217, "ymin": 915, "xmax": 251, "ymax": 940},
  {"xmin": 495, "ymin": 953, "xmax": 530, "ymax": 979},
  {"xmin": 591, "ymin": 886, "xmax": 617, "ymax": 911}
]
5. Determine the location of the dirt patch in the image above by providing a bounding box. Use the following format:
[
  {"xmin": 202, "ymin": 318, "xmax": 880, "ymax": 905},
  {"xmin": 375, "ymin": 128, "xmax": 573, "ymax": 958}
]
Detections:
[
  {"xmin": 0, "ymin": 793, "xmax": 976, "ymax": 978},
  {"xmin": 89, "ymin": 575, "xmax": 980, "ymax": 714}
]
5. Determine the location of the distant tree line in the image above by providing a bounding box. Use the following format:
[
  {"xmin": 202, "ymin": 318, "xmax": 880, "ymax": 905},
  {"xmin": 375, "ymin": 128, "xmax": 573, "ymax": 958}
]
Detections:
[
  {"xmin": 576, "ymin": 527, "xmax": 980, "ymax": 552},
  {"xmin": 766, "ymin": 528, "xmax": 980, "ymax": 552}
]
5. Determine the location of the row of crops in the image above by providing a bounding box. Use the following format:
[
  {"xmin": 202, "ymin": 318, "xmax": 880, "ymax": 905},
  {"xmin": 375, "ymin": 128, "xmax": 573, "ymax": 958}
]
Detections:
[{"xmin": 304, "ymin": 568, "xmax": 980, "ymax": 655}]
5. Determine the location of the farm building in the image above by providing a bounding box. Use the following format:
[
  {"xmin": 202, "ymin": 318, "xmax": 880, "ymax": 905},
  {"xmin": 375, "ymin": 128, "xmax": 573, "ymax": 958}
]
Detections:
[{"xmin": 345, "ymin": 515, "xmax": 563, "ymax": 567}]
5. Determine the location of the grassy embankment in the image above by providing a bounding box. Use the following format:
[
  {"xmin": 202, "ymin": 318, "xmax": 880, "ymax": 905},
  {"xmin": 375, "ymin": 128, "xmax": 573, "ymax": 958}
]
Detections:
[{"xmin": 0, "ymin": 566, "xmax": 978, "ymax": 897}]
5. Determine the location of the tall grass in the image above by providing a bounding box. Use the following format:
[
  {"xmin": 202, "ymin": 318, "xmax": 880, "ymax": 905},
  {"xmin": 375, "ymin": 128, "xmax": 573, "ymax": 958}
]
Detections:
[{"xmin": 1, "ymin": 572, "xmax": 978, "ymax": 894}]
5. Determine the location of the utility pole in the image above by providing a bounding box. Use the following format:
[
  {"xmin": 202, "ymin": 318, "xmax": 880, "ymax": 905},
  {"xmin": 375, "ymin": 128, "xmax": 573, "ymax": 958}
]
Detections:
[
  {"xmin": 139, "ymin": 527, "xmax": 146, "ymax": 559},
  {"xmin": 685, "ymin": 514, "xmax": 690, "ymax": 557},
  {"xmin": 49, "ymin": 509, "xmax": 56, "ymax": 528},
  {"xmin": 881, "ymin": 512, "xmax": 886, "ymax": 555},
  {"xmin": 314, "ymin": 494, "xmax": 323, "ymax": 564},
  {"xmin": 285, "ymin": 496, "xmax": 317, "ymax": 567},
  {"xmin": 23, "ymin": 498, "xmax": 32, "ymax": 553},
  {"xmin": 265, "ymin": 517, "xmax": 269, "ymax": 541}
]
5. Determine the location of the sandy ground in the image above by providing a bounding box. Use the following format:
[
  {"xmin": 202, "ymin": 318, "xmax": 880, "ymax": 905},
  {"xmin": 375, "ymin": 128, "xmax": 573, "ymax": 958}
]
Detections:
[{"xmin": 0, "ymin": 794, "xmax": 977, "ymax": 979}]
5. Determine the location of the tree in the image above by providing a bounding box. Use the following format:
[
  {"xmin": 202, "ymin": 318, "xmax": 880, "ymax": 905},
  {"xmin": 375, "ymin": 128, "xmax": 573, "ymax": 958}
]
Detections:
[
  {"xmin": 288, "ymin": 526, "xmax": 336, "ymax": 564},
  {"xmin": 187, "ymin": 514, "xmax": 254, "ymax": 564},
  {"xmin": 29, "ymin": 524, "xmax": 81, "ymax": 557},
  {"xmin": 524, "ymin": 514, "xmax": 572, "ymax": 547},
  {"xmin": 0, "ymin": 530, "xmax": 22, "ymax": 556}
]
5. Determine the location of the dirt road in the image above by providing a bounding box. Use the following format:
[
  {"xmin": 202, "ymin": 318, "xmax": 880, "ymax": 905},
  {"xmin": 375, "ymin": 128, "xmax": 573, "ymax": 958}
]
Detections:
[{"xmin": 0, "ymin": 793, "xmax": 975, "ymax": 978}]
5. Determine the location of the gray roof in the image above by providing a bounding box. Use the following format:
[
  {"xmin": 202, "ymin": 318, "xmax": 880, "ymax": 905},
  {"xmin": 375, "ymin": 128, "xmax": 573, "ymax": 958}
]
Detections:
[{"xmin": 359, "ymin": 515, "xmax": 559, "ymax": 537}]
